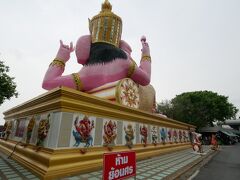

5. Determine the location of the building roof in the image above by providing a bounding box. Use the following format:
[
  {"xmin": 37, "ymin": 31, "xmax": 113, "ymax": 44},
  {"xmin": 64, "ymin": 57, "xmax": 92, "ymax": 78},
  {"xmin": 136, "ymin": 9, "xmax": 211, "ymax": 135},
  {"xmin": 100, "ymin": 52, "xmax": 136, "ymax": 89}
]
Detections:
[
  {"xmin": 219, "ymin": 119, "xmax": 240, "ymax": 125},
  {"xmin": 199, "ymin": 126, "xmax": 221, "ymax": 133},
  {"xmin": 199, "ymin": 126, "xmax": 240, "ymax": 135}
]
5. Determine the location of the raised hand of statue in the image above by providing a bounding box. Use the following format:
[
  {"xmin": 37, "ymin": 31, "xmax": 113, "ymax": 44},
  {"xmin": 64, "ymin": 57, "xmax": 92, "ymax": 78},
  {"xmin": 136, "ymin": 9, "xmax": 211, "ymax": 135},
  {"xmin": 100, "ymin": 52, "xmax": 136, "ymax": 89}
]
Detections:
[
  {"xmin": 56, "ymin": 40, "xmax": 74, "ymax": 62},
  {"xmin": 141, "ymin": 36, "xmax": 150, "ymax": 56}
]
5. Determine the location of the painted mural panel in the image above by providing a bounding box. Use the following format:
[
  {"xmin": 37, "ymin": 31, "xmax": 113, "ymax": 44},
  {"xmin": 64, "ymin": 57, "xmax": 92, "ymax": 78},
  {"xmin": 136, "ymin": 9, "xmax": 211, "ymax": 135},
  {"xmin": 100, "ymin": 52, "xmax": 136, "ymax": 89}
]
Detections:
[
  {"xmin": 123, "ymin": 121, "xmax": 136, "ymax": 148},
  {"xmin": 150, "ymin": 125, "xmax": 158, "ymax": 145},
  {"xmin": 2, "ymin": 120, "xmax": 13, "ymax": 140},
  {"xmin": 36, "ymin": 114, "xmax": 51, "ymax": 147},
  {"xmin": 183, "ymin": 130, "xmax": 189, "ymax": 142},
  {"xmin": 10, "ymin": 112, "xmax": 190, "ymax": 150},
  {"xmin": 71, "ymin": 114, "xmax": 96, "ymax": 148},
  {"xmin": 173, "ymin": 129, "xmax": 178, "ymax": 143},
  {"xmin": 178, "ymin": 129, "xmax": 183, "ymax": 143},
  {"xmin": 15, "ymin": 118, "xmax": 27, "ymax": 138},
  {"xmin": 159, "ymin": 127, "xmax": 167, "ymax": 144},
  {"xmin": 102, "ymin": 119, "xmax": 117, "ymax": 148},
  {"xmin": 167, "ymin": 128, "xmax": 172, "ymax": 143},
  {"xmin": 25, "ymin": 117, "xmax": 35, "ymax": 144},
  {"xmin": 30, "ymin": 114, "xmax": 41, "ymax": 145},
  {"xmin": 139, "ymin": 124, "xmax": 148, "ymax": 146}
]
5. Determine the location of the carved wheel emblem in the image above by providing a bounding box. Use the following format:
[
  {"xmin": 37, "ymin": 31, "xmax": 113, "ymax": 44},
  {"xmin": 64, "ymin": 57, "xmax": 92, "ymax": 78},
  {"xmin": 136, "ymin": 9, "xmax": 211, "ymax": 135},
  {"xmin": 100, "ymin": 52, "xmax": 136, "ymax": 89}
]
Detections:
[{"xmin": 118, "ymin": 78, "xmax": 140, "ymax": 108}]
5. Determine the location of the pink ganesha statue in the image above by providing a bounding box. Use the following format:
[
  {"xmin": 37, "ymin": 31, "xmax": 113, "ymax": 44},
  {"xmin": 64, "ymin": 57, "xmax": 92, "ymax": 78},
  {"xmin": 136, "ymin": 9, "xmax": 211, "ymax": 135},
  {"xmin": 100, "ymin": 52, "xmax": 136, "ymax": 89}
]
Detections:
[{"xmin": 42, "ymin": 0, "xmax": 154, "ymax": 111}]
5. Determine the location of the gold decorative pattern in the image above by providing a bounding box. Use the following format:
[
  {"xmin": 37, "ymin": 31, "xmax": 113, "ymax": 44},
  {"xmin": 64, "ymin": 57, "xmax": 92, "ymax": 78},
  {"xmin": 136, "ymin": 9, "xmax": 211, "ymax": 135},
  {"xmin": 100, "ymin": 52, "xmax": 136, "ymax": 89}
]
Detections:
[
  {"xmin": 141, "ymin": 55, "xmax": 151, "ymax": 62},
  {"xmin": 72, "ymin": 73, "xmax": 83, "ymax": 91},
  {"xmin": 89, "ymin": 0, "xmax": 122, "ymax": 47},
  {"xmin": 116, "ymin": 78, "xmax": 140, "ymax": 109},
  {"xmin": 3, "ymin": 87, "xmax": 195, "ymax": 129},
  {"xmin": 127, "ymin": 59, "xmax": 137, "ymax": 78},
  {"xmin": 49, "ymin": 59, "xmax": 65, "ymax": 69}
]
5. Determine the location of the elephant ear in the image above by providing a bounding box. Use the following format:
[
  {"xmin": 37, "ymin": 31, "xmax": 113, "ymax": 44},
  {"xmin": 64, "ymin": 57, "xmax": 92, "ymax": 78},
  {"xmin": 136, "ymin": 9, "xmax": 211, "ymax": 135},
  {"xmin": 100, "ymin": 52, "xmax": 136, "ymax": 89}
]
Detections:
[
  {"xmin": 75, "ymin": 35, "xmax": 91, "ymax": 65},
  {"xmin": 119, "ymin": 40, "xmax": 132, "ymax": 55}
]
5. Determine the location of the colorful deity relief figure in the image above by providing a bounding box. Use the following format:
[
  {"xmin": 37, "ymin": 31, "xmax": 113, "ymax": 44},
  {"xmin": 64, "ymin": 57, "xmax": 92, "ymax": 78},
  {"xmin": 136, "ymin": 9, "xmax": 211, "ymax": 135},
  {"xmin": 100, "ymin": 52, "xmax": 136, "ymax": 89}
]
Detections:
[
  {"xmin": 179, "ymin": 130, "xmax": 183, "ymax": 143},
  {"xmin": 3, "ymin": 121, "xmax": 12, "ymax": 140},
  {"xmin": 103, "ymin": 120, "xmax": 117, "ymax": 149},
  {"xmin": 151, "ymin": 126, "xmax": 158, "ymax": 146},
  {"xmin": 72, "ymin": 116, "xmax": 94, "ymax": 148},
  {"xmin": 26, "ymin": 117, "xmax": 35, "ymax": 144},
  {"xmin": 124, "ymin": 124, "xmax": 135, "ymax": 149},
  {"xmin": 140, "ymin": 125, "xmax": 148, "ymax": 147},
  {"xmin": 36, "ymin": 114, "xmax": 50, "ymax": 147},
  {"xmin": 160, "ymin": 128, "xmax": 167, "ymax": 145},
  {"xmin": 192, "ymin": 132, "xmax": 203, "ymax": 153},
  {"xmin": 168, "ymin": 129, "xmax": 172, "ymax": 143},
  {"xmin": 173, "ymin": 129, "xmax": 178, "ymax": 143},
  {"xmin": 42, "ymin": 1, "xmax": 151, "ymax": 101},
  {"xmin": 183, "ymin": 131, "xmax": 187, "ymax": 142}
]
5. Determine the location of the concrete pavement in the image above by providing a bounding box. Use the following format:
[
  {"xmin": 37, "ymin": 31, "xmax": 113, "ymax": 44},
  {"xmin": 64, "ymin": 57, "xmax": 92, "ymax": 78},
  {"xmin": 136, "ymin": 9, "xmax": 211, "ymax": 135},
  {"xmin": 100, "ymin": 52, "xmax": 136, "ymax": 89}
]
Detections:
[
  {"xmin": 0, "ymin": 152, "xmax": 39, "ymax": 180},
  {"xmin": 193, "ymin": 143, "xmax": 240, "ymax": 180},
  {"xmin": 60, "ymin": 146, "xmax": 214, "ymax": 180},
  {"xmin": 0, "ymin": 146, "xmax": 214, "ymax": 180}
]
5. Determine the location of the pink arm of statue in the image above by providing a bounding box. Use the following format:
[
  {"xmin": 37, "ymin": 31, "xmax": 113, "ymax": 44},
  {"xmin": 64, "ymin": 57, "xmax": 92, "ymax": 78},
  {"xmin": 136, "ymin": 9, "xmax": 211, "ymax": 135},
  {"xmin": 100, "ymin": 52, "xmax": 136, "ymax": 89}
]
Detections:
[
  {"xmin": 42, "ymin": 67, "xmax": 75, "ymax": 90},
  {"xmin": 121, "ymin": 36, "xmax": 151, "ymax": 86},
  {"xmin": 42, "ymin": 36, "xmax": 91, "ymax": 90},
  {"xmin": 42, "ymin": 40, "xmax": 77, "ymax": 90}
]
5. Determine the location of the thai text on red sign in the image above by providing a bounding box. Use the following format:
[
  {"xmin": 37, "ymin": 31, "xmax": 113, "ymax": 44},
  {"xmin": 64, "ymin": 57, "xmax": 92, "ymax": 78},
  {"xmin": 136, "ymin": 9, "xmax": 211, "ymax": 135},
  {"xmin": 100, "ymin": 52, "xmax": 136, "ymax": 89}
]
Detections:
[{"xmin": 103, "ymin": 151, "xmax": 136, "ymax": 180}]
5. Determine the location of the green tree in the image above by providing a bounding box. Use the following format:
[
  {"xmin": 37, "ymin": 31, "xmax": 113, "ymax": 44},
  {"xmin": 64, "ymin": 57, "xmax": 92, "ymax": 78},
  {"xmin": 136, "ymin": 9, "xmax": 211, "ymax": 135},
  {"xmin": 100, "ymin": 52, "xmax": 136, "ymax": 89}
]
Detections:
[
  {"xmin": 157, "ymin": 91, "xmax": 238, "ymax": 128},
  {"xmin": 0, "ymin": 60, "xmax": 18, "ymax": 105},
  {"xmin": 157, "ymin": 100, "xmax": 173, "ymax": 116}
]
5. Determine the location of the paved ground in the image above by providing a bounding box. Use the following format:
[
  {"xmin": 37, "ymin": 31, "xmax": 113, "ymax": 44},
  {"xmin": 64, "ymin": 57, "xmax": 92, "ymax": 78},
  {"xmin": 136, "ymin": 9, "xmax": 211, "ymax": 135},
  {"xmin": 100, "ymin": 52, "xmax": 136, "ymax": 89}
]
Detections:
[
  {"xmin": 60, "ymin": 146, "xmax": 212, "ymax": 180},
  {"xmin": 0, "ymin": 152, "xmax": 39, "ymax": 180},
  {"xmin": 0, "ymin": 146, "xmax": 212, "ymax": 180},
  {"xmin": 193, "ymin": 143, "xmax": 240, "ymax": 180}
]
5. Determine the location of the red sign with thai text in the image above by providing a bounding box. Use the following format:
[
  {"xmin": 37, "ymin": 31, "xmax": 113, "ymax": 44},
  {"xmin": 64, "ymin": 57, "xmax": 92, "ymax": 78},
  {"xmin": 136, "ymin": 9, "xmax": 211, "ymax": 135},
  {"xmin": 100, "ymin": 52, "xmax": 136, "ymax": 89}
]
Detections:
[{"xmin": 103, "ymin": 151, "xmax": 136, "ymax": 180}]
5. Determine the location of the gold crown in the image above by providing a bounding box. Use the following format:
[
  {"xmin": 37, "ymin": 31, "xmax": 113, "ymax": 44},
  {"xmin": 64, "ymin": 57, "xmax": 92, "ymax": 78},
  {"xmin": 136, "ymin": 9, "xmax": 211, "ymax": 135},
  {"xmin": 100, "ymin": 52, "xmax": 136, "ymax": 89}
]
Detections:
[{"xmin": 89, "ymin": 0, "xmax": 122, "ymax": 47}]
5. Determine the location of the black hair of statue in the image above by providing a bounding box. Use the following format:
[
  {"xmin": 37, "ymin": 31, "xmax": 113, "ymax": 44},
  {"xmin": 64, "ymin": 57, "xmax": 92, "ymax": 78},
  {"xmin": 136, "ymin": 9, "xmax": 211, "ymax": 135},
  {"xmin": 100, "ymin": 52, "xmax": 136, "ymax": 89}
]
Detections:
[{"xmin": 85, "ymin": 42, "xmax": 127, "ymax": 65}]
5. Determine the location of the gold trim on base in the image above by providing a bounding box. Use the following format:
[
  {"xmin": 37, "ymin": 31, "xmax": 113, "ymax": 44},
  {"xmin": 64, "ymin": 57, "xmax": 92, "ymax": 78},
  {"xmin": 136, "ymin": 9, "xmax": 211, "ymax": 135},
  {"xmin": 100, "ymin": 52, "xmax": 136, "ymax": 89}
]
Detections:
[{"xmin": 3, "ymin": 87, "xmax": 195, "ymax": 130}]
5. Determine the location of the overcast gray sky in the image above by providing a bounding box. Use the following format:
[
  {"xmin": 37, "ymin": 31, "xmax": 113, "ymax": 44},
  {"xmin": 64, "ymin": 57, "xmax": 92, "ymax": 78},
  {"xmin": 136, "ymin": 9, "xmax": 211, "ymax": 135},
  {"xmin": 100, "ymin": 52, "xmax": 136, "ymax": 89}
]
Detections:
[{"xmin": 1, "ymin": 0, "xmax": 240, "ymax": 125}]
